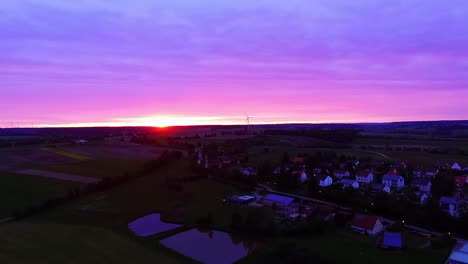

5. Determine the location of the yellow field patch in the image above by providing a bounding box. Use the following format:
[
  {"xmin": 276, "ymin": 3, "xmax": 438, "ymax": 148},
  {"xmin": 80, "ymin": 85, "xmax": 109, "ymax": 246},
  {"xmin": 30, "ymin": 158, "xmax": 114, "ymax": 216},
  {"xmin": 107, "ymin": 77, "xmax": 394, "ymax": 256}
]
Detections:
[{"xmin": 41, "ymin": 148, "xmax": 91, "ymax": 161}]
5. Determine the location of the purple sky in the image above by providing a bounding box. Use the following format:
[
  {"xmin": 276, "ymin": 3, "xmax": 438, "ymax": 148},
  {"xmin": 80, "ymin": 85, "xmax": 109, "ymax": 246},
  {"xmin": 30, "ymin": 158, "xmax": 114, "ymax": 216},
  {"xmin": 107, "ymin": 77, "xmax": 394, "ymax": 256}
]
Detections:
[{"xmin": 1, "ymin": 0, "xmax": 468, "ymax": 127}]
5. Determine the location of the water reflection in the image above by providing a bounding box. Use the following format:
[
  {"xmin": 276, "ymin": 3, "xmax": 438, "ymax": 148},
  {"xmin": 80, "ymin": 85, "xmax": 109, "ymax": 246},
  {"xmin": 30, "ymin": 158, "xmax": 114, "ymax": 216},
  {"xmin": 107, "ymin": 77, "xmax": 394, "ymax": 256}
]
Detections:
[
  {"xmin": 160, "ymin": 228, "xmax": 258, "ymax": 264},
  {"xmin": 128, "ymin": 213, "xmax": 181, "ymax": 237}
]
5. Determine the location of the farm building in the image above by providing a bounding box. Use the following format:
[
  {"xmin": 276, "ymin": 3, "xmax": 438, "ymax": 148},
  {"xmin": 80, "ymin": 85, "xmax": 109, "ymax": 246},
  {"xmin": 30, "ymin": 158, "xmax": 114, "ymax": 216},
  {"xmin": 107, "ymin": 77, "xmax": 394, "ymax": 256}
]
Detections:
[
  {"xmin": 447, "ymin": 242, "xmax": 468, "ymax": 264},
  {"xmin": 382, "ymin": 232, "xmax": 403, "ymax": 250},
  {"xmin": 261, "ymin": 194, "xmax": 295, "ymax": 207}
]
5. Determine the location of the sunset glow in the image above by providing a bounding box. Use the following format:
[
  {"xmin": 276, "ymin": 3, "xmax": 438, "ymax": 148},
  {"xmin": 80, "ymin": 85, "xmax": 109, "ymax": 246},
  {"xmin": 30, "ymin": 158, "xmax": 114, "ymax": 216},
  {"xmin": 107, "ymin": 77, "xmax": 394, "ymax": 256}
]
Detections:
[{"xmin": 1, "ymin": 0, "xmax": 467, "ymax": 127}]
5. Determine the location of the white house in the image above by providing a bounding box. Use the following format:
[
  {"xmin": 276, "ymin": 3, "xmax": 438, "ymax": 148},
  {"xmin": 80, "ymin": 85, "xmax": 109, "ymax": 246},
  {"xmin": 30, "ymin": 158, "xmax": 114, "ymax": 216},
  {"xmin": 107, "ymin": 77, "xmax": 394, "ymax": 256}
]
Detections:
[
  {"xmin": 410, "ymin": 179, "xmax": 432, "ymax": 193},
  {"xmin": 356, "ymin": 170, "xmax": 374, "ymax": 184},
  {"xmin": 239, "ymin": 167, "xmax": 257, "ymax": 176},
  {"xmin": 350, "ymin": 215, "xmax": 384, "ymax": 236},
  {"xmin": 382, "ymin": 172, "xmax": 405, "ymax": 189},
  {"xmin": 333, "ymin": 170, "xmax": 350, "ymax": 179},
  {"xmin": 440, "ymin": 196, "xmax": 467, "ymax": 218},
  {"xmin": 293, "ymin": 170, "xmax": 308, "ymax": 183},
  {"xmin": 340, "ymin": 179, "xmax": 359, "ymax": 189},
  {"xmin": 372, "ymin": 184, "xmax": 390, "ymax": 193},
  {"xmin": 451, "ymin": 162, "xmax": 462, "ymax": 171},
  {"xmin": 426, "ymin": 168, "xmax": 439, "ymax": 177},
  {"xmin": 416, "ymin": 192, "xmax": 429, "ymax": 206},
  {"xmin": 318, "ymin": 175, "xmax": 333, "ymax": 187}
]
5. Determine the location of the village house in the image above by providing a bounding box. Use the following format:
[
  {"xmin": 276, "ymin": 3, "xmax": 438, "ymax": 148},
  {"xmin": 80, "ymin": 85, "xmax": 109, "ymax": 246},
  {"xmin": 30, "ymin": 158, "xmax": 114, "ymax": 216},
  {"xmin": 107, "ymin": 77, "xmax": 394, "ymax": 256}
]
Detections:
[
  {"xmin": 456, "ymin": 176, "xmax": 467, "ymax": 186},
  {"xmin": 356, "ymin": 170, "xmax": 374, "ymax": 184},
  {"xmin": 261, "ymin": 194, "xmax": 295, "ymax": 208},
  {"xmin": 315, "ymin": 205, "xmax": 336, "ymax": 221},
  {"xmin": 239, "ymin": 167, "xmax": 257, "ymax": 176},
  {"xmin": 318, "ymin": 175, "xmax": 333, "ymax": 187},
  {"xmin": 292, "ymin": 156, "xmax": 305, "ymax": 164},
  {"xmin": 350, "ymin": 214, "xmax": 384, "ymax": 236},
  {"xmin": 313, "ymin": 168, "xmax": 322, "ymax": 174},
  {"xmin": 415, "ymin": 192, "xmax": 429, "ymax": 206},
  {"xmin": 426, "ymin": 168, "xmax": 439, "ymax": 177},
  {"xmin": 382, "ymin": 172, "xmax": 405, "ymax": 189},
  {"xmin": 410, "ymin": 178, "xmax": 432, "ymax": 193},
  {"xmin": 293, "ymin": 170, "xmax": 308, "ymax": 183},
  {"xmin": 333, "ymin": 170, "xmax": 350, "ymax": 179},
  {"xmin": 440, "ymin": 196, "xmax": 468, "ymax": 218},
  {"xmin": 451, "ymin": 162, "xmax": 462, "ymax": 171},
  {"xmin": 372, "ymin": 183, "xmax": 391, "ymax": 193},
  {"xmin": 340, "ymin": 179, "xmax": 359, "ymax": 189}
]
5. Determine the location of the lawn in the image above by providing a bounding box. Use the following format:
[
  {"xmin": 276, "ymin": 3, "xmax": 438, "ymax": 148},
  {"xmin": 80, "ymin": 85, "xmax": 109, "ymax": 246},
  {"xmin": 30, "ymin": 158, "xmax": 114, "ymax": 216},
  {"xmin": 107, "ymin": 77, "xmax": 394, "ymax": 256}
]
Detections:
[
  {"xmin": 0, "ymin": 222, "xmax": 192, "ymax": 264},
  {"xmin": 0, "ymin": 172, "xmax": 80, "ymax": 219},
  {"xmin": 240, "ymin": 230, "xmax": 450, "ymax": 264}
]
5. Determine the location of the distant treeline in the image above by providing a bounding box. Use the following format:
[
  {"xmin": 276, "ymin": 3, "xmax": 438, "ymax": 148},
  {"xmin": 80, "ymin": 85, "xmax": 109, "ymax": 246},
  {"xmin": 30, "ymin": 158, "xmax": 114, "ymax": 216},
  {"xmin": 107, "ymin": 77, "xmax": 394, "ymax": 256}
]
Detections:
[{"xmin": 264, "ymin": 129, "xmax": 360, "ymax": 144}]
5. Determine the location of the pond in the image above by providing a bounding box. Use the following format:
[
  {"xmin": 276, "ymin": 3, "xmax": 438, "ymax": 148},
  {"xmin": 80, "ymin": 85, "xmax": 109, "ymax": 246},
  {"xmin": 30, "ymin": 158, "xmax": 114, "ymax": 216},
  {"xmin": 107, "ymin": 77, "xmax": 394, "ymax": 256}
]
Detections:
[
  {"xmin": 128, "ymin": 213, "xmax": 182, "ymax": 237},
  {"xmin": 160, "ymin": 229, "xmax": 257, "ymax": 264}
]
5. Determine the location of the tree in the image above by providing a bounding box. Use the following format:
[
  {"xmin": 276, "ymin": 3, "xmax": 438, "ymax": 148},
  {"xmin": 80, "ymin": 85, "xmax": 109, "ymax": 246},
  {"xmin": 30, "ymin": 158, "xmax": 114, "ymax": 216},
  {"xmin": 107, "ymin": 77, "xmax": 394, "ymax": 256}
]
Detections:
[{"xmin": 231, "ymin": 212, "xmax": 243, "ymax": 230}]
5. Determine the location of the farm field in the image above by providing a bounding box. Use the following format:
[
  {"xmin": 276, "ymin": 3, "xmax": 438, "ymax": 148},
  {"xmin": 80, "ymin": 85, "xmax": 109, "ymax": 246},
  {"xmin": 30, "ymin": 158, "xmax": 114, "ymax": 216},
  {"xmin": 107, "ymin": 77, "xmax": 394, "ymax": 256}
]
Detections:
[
  {"xmin": 0, "ymin": 172, "xmax": 79, "ymax": 219},
  {"xmin": 36, "ymin": 159, "xmax": 148, "ymax": 179},
  {"xmin": 248, "ymin": 145, "xmax": 389, "ymax": 166}
]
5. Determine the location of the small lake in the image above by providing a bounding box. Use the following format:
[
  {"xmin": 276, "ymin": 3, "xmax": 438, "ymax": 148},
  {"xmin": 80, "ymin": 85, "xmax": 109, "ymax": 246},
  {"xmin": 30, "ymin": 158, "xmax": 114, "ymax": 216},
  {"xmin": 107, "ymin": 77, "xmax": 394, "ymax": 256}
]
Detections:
[
  {"xmin": 128, "ymin": 213, "xmax": 182, "ymax": 237},
  {"xmin": 160, "ymin": 229, "xmax": 257, "ymax": 264}
]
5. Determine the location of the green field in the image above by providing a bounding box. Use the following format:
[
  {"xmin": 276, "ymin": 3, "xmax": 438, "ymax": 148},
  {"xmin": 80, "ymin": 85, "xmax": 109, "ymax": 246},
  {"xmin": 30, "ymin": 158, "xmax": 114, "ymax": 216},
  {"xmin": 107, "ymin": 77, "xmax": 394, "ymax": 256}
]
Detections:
[
  {"xmin": 0, "ymin": 172, "xmax": 79, "ymax": 219},
  {"xmin": 0, "ymin": 222, "xmax": 192, "ymax": 264}
]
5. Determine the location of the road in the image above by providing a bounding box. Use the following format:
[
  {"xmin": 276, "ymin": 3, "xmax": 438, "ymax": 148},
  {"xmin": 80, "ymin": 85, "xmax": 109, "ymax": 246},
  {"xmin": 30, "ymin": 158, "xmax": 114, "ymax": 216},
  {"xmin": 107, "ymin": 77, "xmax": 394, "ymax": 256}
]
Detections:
[{"xmin": 257, "ymin": 184, "xmax": 466, "ymax": 243}]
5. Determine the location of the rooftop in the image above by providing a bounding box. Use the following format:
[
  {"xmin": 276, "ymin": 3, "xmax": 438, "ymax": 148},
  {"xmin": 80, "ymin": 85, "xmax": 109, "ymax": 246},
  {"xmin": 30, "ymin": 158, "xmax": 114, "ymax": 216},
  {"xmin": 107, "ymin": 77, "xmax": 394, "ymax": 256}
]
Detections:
[
  {"xmin": 449, "ymin": 243, "xmax": 468, "ymax": 263},
  {"xmin": 263, "ymin": 194, "xmax": 295, "ymax": 205},
  {"xmin": 351, "ymin": 214, "xmax": 379, "ymax": 230},
  {"xmin": 383, "ymin": 232, "xmax": 402, "ymax": 248}
]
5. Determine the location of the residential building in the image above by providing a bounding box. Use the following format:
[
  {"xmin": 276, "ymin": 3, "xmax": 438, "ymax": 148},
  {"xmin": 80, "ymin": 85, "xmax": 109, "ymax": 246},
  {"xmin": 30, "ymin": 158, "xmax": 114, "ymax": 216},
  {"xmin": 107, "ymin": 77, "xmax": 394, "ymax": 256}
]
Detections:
[
  {"xmin": 262, "ymin": 194, "xmax": 295, "ymax": 207},
  {"xmin": 451, "ymin": 162, "xmax": 462, "ymax": 171},
  {"xmin": 382, "ymin": 172, "xmax": 405, "ymax": 189},
  {"xmin": 356, "ymin": 170, "xmax": 374, "ymax": 184},
  {"xmin": 340, "ymin": 179, "xmax": 359, "ymax": 189},
  {"xmin": 333, "ymin": 170, "xmax": 350, "ymax": 179},
  {"xmin": 372, "ymin": 183, "xmax": 391, "ymax": 193},
  {"xmin": 318, "ymin": 175, "xmax": 333, "ymax": 187},
  {"xmin": 447, "ymin": 242, "xmax": 468, "ymax": 264},
  {"xmin": 440, "ymin": 196, "xmax": 467, "ymax": 218},
  {"xmin": 456, "ymin": 176, "xmax": 467, "ymax": 186},
  {"xmin": 350, "ymin": 214, "xmax": 384, "ymax": 236},
  {"xmin": 410, "ymin": 179, "xmax": 432, "ymax": 193},
  {"xmin": 293, "ymin": 170, "xmax": 308, "ymax": 183},
  {"xmin": 292, "ymin": 157, "xmax": 305, "ymax": 164},
  {"xmin": 426, "ymin": 168, "xmax": 439, "ymax": 177},
  {"xmin": 415, "ymin": 192, "xmax": 429, "ymax": 206},
  {"xmin": 382, "ymin": 232, "xmax": 403, "ymax": 249},
  {"xmin": 239, "ymin": 167, "xmax": 257, "ymax": 176}
]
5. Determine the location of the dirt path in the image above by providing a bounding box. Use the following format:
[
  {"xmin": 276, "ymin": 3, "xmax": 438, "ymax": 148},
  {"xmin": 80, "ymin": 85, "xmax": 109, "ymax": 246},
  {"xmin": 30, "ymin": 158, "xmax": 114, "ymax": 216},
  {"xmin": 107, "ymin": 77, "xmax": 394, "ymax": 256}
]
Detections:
[{"xmin": 16, "ymin": 169, "xmax": 101, "ymax": 184}]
